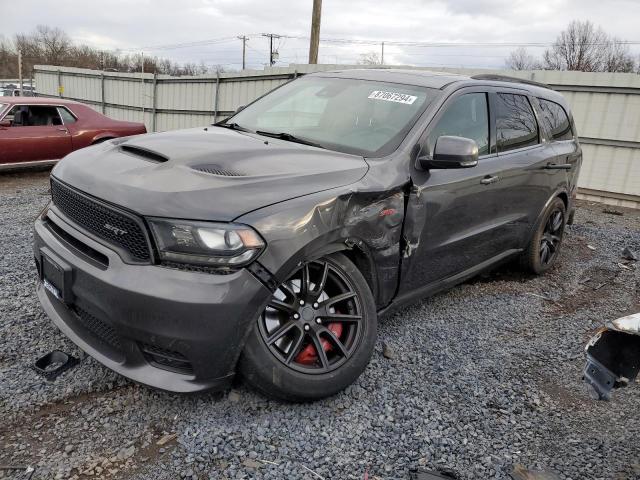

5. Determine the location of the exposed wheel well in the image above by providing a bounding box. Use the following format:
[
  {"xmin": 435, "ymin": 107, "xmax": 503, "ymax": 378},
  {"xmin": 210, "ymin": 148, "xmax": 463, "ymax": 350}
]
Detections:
[
  {"xmin": 341, "ymin": 246, "xmax": 378, "ymax": 303},
  {"xmin": 557, "ymin": 191, "xmax": 569, "ymax": 208}
]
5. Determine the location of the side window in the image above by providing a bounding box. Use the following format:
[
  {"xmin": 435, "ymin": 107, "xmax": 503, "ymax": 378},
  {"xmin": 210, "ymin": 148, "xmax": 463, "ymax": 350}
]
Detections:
[
  {"xmin": 27, "ymin": 106, "xmax": 63, "ymax": 126},
  {"xmin": 496, "ymin": 93, "xmax": 539, "ymax": 152},
  {"xmin": 537, "ymin": 98, "xmax": 573, "ymax": 141},
  {"xmin": 5, "ymin": 105, "xmax": 27, "ymax": 126},
  {"xmin": 427, "ymin": 93, "xmax": 489, "ymax": 156},
  {"xmin": 7, "ymin": 105, "xmax": 63, "ymax": 127},
  {"xmin": 58, "ymin": 107, "xmax": 77, "ymax": 124}
]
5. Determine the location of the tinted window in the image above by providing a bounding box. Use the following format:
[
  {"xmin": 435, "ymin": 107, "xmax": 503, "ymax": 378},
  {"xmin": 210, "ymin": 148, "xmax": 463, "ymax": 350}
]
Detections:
[
  {"xmin": 496, "ymin": 93, "xmax": 539, "ymax": 152},
  {"xmin": 58, "ymin": 107, "xmax": 77, "ymax": 124},
  {"xmin": 6, "ymin": 105, "xmax": 63, "ymax": 127},
  {"xmin": 537, "ymin": 98, "xmax": 573, "ymax": 141},
  {"xmin": 427, "ymin": 93, "xmax": 489, "ymax": 156}
]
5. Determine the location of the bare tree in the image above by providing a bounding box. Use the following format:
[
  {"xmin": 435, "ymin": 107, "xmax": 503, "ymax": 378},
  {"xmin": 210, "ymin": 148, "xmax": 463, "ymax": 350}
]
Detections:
[
  {"xmin": 0, "ymin": 25, "xmax": 224, "ymax": 78},
  {"xmin": 358, "ymin": 51, "xmax": 382, "ymax": 65},
  {"xmin": 542, "ymin": 20, "xmax": 635, "ymax": 72},
  {"xmin": 505, "ymin": 47, "xmax": 539, "ymax": 70},
  {"xmin": 604, "ymin": 38, "xmax": 636, "ymax": 73},
  {"xmin": 35, "ymin": 25, "xmax": 72, "ymax": 65}
]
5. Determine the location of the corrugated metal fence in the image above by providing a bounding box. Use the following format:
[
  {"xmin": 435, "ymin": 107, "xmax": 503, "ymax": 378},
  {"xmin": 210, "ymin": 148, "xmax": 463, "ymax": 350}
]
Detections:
[{"xmin": 33, "ymin": 64, "xmax": 640, "ymax": 207}]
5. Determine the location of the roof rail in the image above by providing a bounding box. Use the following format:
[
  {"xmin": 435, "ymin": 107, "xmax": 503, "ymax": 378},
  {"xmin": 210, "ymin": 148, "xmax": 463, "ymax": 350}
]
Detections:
[{"xmin": 470, "ymin": 74, "xmax": 552, "ymax": 90}]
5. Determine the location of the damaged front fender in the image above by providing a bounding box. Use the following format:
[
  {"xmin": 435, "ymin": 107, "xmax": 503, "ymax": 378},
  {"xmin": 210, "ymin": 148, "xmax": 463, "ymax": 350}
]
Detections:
[{"xmin": 583, "ymin": 312, "xmax": 640, "ymax": 400}]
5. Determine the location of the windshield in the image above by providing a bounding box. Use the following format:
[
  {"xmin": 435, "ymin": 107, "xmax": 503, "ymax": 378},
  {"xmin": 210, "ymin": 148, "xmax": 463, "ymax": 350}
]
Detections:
[{"xmin": 227, "ymin": 76, "xmax": 436, "ymax": 157}]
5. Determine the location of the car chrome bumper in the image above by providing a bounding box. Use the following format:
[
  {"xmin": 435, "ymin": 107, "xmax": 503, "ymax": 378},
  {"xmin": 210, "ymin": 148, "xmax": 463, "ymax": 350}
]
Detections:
[{"xmin": 34, "ymin": 213, "xmax": 271, "ymax": 393}]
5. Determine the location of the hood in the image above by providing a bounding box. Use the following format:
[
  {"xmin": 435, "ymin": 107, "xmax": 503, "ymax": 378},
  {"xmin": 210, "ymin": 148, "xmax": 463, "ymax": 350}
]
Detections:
[{"xmin": 52, "ymin": 127, "xmax": 368, "ymax": 221}]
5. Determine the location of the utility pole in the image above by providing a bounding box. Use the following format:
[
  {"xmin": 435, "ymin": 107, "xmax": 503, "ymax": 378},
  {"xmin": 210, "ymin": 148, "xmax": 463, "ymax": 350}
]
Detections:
[
  {"xmin": 381, "ymin": 42, "xmax": 384, "ymax": 65},
  {"xmin": 141, "ymin": 52, "xmax": 145, "ymax": 119},
  {"xmin": 308, "ymin": 0, "xmax": 322, "ymax": 64},
  {"xmin": 262, "ymin": 34, "xmax": 280, "ymax": 66},
  {"xmin": 238, "ymin": 35, "xmax": 248, "ymax": 70},
  {"xmin": 18, "ymin": 49, "xmax": 23, "ymax": 96}
]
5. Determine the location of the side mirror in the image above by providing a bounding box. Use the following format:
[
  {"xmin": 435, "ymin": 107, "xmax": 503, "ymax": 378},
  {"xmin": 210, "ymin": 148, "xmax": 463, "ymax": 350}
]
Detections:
[
  {"xmin": 417, "ymin": 136, "xmax": 479, "ymax": 170},
  {"xmin": 0, "ymin": 119, "xmax": 11, "ymax": 128}
]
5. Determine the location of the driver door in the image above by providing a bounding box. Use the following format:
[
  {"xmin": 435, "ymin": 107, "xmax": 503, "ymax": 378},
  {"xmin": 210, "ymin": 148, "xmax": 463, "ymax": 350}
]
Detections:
[
  {"xmin": 399, "ymin": 88, "xmax": 513, "ymax": 296},
  {"xmin": 0, "ymin": 105, "xmax": 73, "ymax": 164}
]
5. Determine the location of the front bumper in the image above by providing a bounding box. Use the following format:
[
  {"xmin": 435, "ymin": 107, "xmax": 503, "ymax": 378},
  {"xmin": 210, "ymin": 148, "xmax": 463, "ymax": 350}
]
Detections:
[{"xmin": 34, "ymin": 210, "xmax": 271, "ymax": 393}]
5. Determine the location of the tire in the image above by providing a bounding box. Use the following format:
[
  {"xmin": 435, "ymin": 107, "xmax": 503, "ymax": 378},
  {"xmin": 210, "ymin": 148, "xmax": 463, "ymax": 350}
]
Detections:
[
  {"xmin": 239, "ymin": 253, "xmax": 377, "ymax": 402},
  {"xmin": 521, "ymin": 197, "xmax": 567, "ymax": 275}
]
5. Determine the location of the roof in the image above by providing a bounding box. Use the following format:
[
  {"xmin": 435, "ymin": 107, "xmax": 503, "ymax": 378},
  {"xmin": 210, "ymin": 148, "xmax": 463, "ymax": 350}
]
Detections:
[
  {"xmin": 309, "ymin": 69, "xmax": 563, "ymax": 101},
  {"xmin": 0, "ymin": 97, "xmax": 81, "ymax": 105},
  {"xmin": 312, "ymin": 68, "xmax": 471, "ymax": 89}
]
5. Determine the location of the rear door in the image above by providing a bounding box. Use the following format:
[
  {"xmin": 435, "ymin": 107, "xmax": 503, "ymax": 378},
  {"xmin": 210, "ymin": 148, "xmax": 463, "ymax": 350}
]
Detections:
[
  {"xmin": 0, "ymin": 104, "xmax": 73, "ymax": 164},
  {"xmin": 490, "ymin": 89, "xmax": 556, "ymax": 248},
  {"xmin": 400, "ymin": 88, "xmax": 510, "ymax": 293},
  {"xmin": 535, "ymin": 97, "xmax": 581, "ymax": 196}
]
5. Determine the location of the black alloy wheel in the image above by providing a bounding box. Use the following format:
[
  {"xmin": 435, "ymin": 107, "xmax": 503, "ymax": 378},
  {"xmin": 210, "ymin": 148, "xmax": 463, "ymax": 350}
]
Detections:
[
  {"xmin": 540, "ymin": 208, "xmax": 564, "ymax": 266},
  {"xmin": 258, "ymin": 259, "xmax": 363, "ymax": 374},
  {"xmin": 521, "ymin": 197, "xmax": 567, "ymax": 275},
  {"xmin": 239, "ymin": 253, "xmax": 377, "ymax": 401}
]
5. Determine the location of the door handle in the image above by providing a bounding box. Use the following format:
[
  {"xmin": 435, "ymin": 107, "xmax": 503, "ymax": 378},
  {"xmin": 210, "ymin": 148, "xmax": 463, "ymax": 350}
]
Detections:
[
  {"xmin": 543, "ymin": 163, "xmax": 572, "ymax": 170},
  {"xmin": 57, "ymin": 128, "xmax": 68, "ymax": 132},
  {"xmin": 480, "ymin": 175, "xmax": 499, "ymax": 185}
]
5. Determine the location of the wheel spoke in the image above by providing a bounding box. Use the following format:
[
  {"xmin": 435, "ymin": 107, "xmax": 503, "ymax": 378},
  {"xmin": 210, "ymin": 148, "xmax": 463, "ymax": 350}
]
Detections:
[
  {"xmin": 279, "ymin": 282, "xmax": 297, "ymax": 301},
  {"xmin": 266, "ymin": 321, "xmax": 297, "ymax": 345},
  {"xmin": 323, "ymin": 313, "xmax": 362, "ymax": 323},
  {"xmin": 323, "ymin": 291, "xmax": 357, "ymax": 308},
  {"xmin": 268, "ymin": 299, "xmax": 297, "ymax": 314},
  {"xmin": 300, "ymin": 263, "xmax": 311, "ymax": 297},
  {"xmin": 321, "ymin": 329, "xmax": 349, "ymax": 358},
  {"xmin": 285, "ymin": 330, "xmax": 305, "ymax": 364},
  {"xmin": 540, "ymin": 243, "xmax": 550, "ymax": 263},
  {"xmin": 551, "ymin": 211, "xmax": 563, "ymax": 232},
  {"xmin": 310, "ymin": 333, "xmax": 330, "ymax": 369},
  {"xmin": 312, "ymin": 261, "xmax": 329, "ymax": 296}
]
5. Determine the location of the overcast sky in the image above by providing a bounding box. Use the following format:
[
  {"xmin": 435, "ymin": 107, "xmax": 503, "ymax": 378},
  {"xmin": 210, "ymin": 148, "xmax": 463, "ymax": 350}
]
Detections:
[{"xmin": 2, "ymin": 0, "xmax": 640, "ymax": 70}]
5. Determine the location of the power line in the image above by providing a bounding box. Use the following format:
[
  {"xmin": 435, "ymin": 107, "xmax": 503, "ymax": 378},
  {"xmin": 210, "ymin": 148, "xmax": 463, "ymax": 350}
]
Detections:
[{"xmin": 261, "ymin": 33, "xmax": 281, "ymax": 65}]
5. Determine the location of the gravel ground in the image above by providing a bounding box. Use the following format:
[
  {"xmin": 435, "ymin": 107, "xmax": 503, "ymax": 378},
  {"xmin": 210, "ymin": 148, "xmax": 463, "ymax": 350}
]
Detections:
[{"xmin": 1, "ymin": 170, "xmax": 639, "ymax": 480}]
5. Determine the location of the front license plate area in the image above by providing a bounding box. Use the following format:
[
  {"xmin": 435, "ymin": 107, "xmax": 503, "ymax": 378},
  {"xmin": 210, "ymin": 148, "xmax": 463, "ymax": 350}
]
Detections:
[{"xmin": 41, "ymin": 250, "xmax": 73, "ymax": 304}]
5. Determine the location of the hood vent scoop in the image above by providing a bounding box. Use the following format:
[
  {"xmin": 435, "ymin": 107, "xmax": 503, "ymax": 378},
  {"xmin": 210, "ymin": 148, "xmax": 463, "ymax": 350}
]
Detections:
[
  {"xmin": 192, "ymin": 164, "xmax": 246, "ymax": 177},
  {"xmin": 120, "ymin": 145, "xmax": 169, "ymax": 163}
]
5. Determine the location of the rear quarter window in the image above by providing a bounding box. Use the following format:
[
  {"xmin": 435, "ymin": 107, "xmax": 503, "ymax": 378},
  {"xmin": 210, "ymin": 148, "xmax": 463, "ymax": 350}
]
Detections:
[{"xmin": 537, "ymin": 98, "xmax": 573, "ymax": 141}]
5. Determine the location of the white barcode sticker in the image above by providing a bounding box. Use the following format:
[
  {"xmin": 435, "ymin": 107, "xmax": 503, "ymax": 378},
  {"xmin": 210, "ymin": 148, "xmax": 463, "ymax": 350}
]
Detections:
[{"xmin": 368, "ymin": 90, "xmax": 417, "ymax": 105}]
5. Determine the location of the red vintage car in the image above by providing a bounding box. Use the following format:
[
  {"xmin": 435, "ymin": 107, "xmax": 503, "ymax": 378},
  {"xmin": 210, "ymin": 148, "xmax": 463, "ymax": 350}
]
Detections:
[{"xmin": 0, "ymin": 97, "xmax": 146, "ymax": 170}]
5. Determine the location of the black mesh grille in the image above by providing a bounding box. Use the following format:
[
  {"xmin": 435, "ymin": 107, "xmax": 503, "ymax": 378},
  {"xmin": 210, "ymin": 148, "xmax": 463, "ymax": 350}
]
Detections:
[
  {"xmin": 74, "ymin": 306, "xmax": 122, "ymax": 351},
  {"xmin": 50, "ymin": 178, "xmax": 151, "ymax": 262},
  {"xmin": 139, "ymin": 343, "xmax": 193, "ymax": 375}
]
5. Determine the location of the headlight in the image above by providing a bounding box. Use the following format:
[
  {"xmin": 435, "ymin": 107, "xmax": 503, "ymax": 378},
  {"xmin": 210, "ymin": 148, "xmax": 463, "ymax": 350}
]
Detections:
[{"xmin": 148, "ymin": 218, "xmax": 265, "ymax": 267}]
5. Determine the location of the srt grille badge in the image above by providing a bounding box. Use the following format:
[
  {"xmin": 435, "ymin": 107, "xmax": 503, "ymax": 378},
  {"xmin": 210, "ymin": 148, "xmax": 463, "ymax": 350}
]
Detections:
[{"xmin": 104, "ymin": 223, "xmax": 128, "ymax": 236}]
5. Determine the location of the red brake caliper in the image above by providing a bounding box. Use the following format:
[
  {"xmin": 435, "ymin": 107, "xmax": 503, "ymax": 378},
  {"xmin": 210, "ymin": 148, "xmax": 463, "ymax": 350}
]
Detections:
[{"xmin": 295, "ymin": 322, "xmax": 343, "ymax": 365}]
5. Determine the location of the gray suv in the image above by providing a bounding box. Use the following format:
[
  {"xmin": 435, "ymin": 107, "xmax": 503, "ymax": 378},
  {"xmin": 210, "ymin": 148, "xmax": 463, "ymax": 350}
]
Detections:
[{"xmin": 33, "ymin": 70, "xmax": 581, "ymax": 401}]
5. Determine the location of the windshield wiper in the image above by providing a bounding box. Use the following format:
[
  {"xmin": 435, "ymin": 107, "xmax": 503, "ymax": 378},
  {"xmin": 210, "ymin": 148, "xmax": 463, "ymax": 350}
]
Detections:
[
  {"xmin": 255, "ymin": 130, "xmax": 326, "ymax": 149},
  {"xmin": 216, "ymin": 122, "xmax": 253, "ymax": 133}
]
